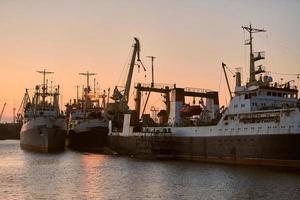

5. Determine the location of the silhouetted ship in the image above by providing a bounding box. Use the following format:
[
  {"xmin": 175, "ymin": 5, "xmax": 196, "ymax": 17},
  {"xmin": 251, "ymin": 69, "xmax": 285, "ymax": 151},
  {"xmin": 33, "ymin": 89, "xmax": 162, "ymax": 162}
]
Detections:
[
  {"xmin": 66, "ymin": 72, "xmax": 108, "ymax": 152},
  {"xmin": 20, "ymin": 70, "xmax": 66, "ymax": 152},
  {"xmin": 108, "ymin": 25, "xmax": 300, "ymax": 168},
  {"xmin": 0, "ymin": 123, "xmax": 22, "ymax": 140},
  {"xmin": 0, "ymin": 103, "xmax": 22, "ymax": 139}
]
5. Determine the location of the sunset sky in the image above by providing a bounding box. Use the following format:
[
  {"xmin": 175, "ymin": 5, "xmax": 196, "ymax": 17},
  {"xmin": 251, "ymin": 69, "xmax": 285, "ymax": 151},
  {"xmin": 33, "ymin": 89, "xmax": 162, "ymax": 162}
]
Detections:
[{"xmin": 0, "ymin": 0, "xmax": 299, "ymax": 122}]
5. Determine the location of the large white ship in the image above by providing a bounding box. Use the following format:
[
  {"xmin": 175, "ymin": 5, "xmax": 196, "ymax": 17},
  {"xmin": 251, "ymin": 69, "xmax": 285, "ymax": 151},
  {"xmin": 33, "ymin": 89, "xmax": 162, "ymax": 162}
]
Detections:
[
  {"xmin": 20, "ymin": 70, "xmax": 66, "ymax": 152},
  {"xmin": 109, "ymin": 25, "xmax": 300, "ymax": 168}
]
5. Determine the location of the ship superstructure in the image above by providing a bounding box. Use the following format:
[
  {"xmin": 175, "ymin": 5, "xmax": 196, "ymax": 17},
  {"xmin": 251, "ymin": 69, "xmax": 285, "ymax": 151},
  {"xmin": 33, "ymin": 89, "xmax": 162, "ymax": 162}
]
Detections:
[
  {"xmin": 66, "ymin": 71, "xmax": 108, "ymax": 152},
  {"xmin": 20, "ymin": 70, "xmax": 66, "ymax": 152},
  {"xmin": 109, "ymin": 25, "xmax": 300, "ymax": 167}
]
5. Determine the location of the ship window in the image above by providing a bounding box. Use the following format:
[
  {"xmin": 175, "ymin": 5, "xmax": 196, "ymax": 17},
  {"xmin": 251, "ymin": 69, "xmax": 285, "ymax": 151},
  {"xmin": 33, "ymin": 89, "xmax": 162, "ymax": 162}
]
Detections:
[
  {"xmin": 230, "ymin": 116, "xmax": 234, "ymax": 120},
  {"xmin": 245, "ymin": 94, "xmax": 250, "ymax": 99},
  {"xmin": 272, "ymin": 92, "xmax": 277, "ymax": 96},
  {"xmin": 241, "ymin": 104, "xmax": 245, "ymax": 108},
  {"xmin": 244, "ymin": 128, "xmax": 247, "ymax": 130},
  {"xmin": 234, "ymin": 104, "xmax": 238, "ymax": 108},
  {"xmin": 267, "ymin": 92, "xmax": 271, "ymax": 96},
  {"xmin": 278, "ymin": 93, "xmax": 282, "ymax": 97}
]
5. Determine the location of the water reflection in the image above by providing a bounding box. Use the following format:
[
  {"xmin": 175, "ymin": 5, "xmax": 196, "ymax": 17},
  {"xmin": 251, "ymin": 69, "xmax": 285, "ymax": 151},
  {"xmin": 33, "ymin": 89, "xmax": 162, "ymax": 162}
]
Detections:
[
  {"xmin": 80, "ymin": 153, "xmax": 106, "ymax": 199},
  {"xmin": 0, "ymin": 140, "xmax": 300, "ymax": 200}
]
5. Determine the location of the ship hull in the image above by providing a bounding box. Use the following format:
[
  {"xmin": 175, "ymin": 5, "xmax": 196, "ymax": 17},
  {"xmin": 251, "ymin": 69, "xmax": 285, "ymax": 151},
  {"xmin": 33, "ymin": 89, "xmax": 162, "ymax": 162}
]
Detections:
[
  {"xmin": 68, "ymin": 127, "xmax": 108, "ymax": 152},
  {"xmin": 0, "ymin": 123, "xmax": 22, "ymax": 140},
  {"xmin": 20, "ymin": 127, "xmax": 66, "ymax": 152},
  {"xmin": 109, "ymin": 134, "xmax": 300, "ymax": 168}
]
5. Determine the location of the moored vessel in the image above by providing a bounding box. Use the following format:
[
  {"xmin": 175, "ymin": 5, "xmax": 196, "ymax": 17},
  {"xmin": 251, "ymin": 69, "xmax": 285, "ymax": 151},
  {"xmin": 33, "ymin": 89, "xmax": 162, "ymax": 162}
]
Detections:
[
  {"xmin": 109, "ymin": 25, "xmax": 300, "ymax": 168},
  {"xmin": 0, "ymin": 103, "xmax": 22, "ymax": 140},
  {"xmin": 20, "ymin": 70, "xmax": 66, "ymax": 152},
  {"xmin": 66, "ymin": 71, "xmax": 108, "ymax": 152}
]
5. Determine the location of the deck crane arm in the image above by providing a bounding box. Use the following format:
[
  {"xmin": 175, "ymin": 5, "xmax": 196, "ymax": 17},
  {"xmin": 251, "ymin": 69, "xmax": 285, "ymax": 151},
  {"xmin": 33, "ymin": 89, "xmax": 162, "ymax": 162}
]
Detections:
[
  {"xmin": 123, "ymin": 37, "xmax": 146, "ymax": 103},
  {"xmin": 0, "ymin": 102, "xmax": 6, "ymax": 122},
  {"xmin": 222, "ymin": 62, "xmax": 235, "ymax": 100}
]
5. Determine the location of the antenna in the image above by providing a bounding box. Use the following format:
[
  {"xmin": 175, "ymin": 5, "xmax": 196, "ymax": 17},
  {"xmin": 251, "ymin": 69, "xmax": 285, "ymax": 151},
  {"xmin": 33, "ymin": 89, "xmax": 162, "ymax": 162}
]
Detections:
[
  {"xmin": 79, "ymin": 71, "xmax": 97, "ymax": 93},
  {"xmin": 147, "ymin": 56, "xmax": 156, "ymax": 87},
  {"xmin": 36, "ymin": 69, "xmax": 54, "ymax": 102},
  {"xmin": 242, "ymin": 24, "xmax": 266, "ymax": 83},
  {"xmin": 75, "ymin": 85, "xmax": 80, "ymax": 102}
]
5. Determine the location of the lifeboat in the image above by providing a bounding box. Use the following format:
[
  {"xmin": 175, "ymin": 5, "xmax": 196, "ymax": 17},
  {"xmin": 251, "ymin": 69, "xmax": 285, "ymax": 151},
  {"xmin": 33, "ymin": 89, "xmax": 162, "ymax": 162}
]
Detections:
[{"xmin": 180, "ymin": 104, "xmax": 202, "ymax": 117}]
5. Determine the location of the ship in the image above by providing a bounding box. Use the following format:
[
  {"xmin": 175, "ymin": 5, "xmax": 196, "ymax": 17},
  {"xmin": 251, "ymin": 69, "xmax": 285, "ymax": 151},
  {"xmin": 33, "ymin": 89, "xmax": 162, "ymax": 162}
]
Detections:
[
  {"xmin": 66, "ymin": 72, "xmax": 108, "ymax": 152},
  {"xmin": 108, "ymin": 25, "xmax": 300, "ymax": 168},
  {"xmin": 0, "ymin": 103, "xmax": 22, "ymax": 140},
  {"xmin": 20, "ymin": 70, "xmax": 67, "ymax": 152}
]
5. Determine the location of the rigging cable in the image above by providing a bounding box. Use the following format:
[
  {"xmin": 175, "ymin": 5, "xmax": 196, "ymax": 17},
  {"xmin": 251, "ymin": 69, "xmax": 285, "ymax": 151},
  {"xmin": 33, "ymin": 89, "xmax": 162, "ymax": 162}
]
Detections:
[{"xmin": 116, "ymin": 46, "xmax": 133, "ymax": 87}]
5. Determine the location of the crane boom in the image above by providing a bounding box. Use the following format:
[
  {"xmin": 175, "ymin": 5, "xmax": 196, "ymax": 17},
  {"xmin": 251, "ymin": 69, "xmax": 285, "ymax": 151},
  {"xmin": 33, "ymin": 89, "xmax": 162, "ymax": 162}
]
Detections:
[
  {"xmin": 123, "ymin": 37, "xmax": 143, "ymax": 103},
  {"xmin": 222, "ymin": 62, "xmax": 233, "ymax": 100},
  {"xmin": 0, "ymin": 102, "xmax": 7, "ymax": 122}
]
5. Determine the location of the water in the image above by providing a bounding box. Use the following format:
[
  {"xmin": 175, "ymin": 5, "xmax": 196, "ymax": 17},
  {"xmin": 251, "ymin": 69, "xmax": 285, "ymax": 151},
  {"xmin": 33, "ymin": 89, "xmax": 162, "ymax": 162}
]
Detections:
[{"xmin": 0, "ymin": 140, "xmax": 300, "ymax": 200}]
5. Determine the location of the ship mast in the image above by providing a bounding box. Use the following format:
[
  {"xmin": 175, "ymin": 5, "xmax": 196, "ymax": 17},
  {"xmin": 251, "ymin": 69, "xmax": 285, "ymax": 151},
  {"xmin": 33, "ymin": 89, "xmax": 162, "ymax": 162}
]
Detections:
[
  {"xmin": 79, "ymin": 71, "xmax": 97, "ymax": 93},
  {"xmin": 242, "ymin": 24, "xmax": 266, "ymax": 84},
  {"xmin": 36, "ymin": 69, "xmax": 54, "ymax": 103},
  {"xmin": 147, "ymin": 55, "xmax": 156, "ymax": 87}
]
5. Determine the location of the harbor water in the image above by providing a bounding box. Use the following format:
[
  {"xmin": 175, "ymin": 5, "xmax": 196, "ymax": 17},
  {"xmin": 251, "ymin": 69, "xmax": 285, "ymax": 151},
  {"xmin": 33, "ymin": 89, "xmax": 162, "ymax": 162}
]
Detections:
[{"xmin": 1, "ymin": 140, "xmax": 300, "ymax": 200}]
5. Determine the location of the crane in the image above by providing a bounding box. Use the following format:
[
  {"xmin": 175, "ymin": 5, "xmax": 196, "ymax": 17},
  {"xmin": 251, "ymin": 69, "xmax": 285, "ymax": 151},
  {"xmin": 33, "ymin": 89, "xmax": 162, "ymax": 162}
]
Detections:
[
  {"xmin": 106, "ymin": 38, "xmax": 146, "ymax": 126},
  {"xmin": 222, "ymin": 62, "xmax": 235, "ymax": 100},
  {"xmin": 111, "ymin": 38, "xmax": 146, "ymax": 104},
  {"xmin": 123, "ymin": 38, "xmax": 146, "ymax": 103},
  {"xmin": 0, "ymin": 102, "xmax": 6, "ymax": 122}
]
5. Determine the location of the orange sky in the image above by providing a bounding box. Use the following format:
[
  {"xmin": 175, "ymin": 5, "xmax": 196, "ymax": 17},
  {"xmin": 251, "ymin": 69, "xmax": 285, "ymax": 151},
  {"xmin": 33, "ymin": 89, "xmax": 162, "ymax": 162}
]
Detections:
[{"xmin": 0, "ymin": 0, "xmax": 299, "ymax": 122}]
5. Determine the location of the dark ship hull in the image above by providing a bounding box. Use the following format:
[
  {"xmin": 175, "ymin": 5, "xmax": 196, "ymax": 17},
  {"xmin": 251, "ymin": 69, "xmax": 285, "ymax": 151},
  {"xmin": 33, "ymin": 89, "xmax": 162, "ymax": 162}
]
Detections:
[
  {"xmin": 68, "ymin": 126, "xmax": 109, "ymax": 152},
  {"xmin": 20, "ymin": 127, "xmax": 67, "ymax": 152},
  {"xmin": 109, "ymin": 134, "xmax": 300, "ymax": 168},
  {"xmin": 0, "ymin": 123, "xmax": 22, "ymax": 140}
]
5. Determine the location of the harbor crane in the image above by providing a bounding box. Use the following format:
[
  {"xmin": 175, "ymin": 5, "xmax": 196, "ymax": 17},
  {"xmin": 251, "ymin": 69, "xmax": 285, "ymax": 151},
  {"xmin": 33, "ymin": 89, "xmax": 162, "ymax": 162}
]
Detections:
[
  {"xmin": 0, "ymin": 102, "xmax": 6, "ymax": 122},
  {"xmin": 107, "ymin": 38, "xmax": 146, "ymax": 125}
]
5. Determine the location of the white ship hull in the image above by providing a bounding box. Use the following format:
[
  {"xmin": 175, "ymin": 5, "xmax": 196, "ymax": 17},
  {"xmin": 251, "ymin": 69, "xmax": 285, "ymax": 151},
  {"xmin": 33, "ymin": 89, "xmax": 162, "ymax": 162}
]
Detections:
[
  {"xmin": 20, "ymin": 117, "xmax": 66, "ymax": 152},
  {"xmin": 109, "ymin": 108, "xmax": 300, "ymax": 168}
]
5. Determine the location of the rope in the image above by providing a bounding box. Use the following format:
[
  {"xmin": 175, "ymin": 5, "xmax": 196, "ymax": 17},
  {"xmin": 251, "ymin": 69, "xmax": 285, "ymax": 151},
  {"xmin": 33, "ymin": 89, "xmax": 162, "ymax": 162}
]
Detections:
[{"xmin": 116, "ymin": 46, "xmax": 133, "ymax": 87}]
